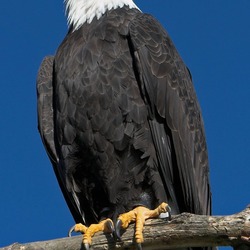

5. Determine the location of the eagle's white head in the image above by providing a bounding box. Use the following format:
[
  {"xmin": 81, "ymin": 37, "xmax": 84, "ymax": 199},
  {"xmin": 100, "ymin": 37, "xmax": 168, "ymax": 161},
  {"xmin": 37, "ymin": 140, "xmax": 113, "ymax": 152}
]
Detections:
[{"xmin": 64, "ymin": 0, "xmax": 140, "ymax": 31}]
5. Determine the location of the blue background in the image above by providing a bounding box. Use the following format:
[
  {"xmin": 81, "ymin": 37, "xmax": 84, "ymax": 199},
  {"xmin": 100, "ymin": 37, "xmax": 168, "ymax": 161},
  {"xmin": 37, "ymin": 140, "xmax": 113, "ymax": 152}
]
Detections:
[{"xmin": 1, "ymin": 1, "xmax": 249, "ymax": 249}]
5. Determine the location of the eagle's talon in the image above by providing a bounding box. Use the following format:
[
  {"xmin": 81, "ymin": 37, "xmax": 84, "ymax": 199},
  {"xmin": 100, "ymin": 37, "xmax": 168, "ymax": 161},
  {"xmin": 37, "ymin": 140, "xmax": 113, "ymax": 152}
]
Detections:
[
  {"xmin": 68, "ymin": 220, "xmax": 113, "ymax": 247},
  {"xmin": 116, "ymin": 202, "xmax": 169, "ymax": 247},
  {"xmin": 168, "ymin": 207, "xmax": 172, "ymax": 221},
  {"xmin": 84, "ymin": 243, "xmax": 90, "ymax": 250},
  {"xmin": 68, "ymin": 225, "xmax": 75, "ymax": 237},
  {"xmin": 166, "ymin": 204, "xmax": 172, "ymax": 221},
  {"xmin": 68, "ymin": 223, "xmax": 87, "ymax": 237},
  {"xmin": 136, "ymin": 243, "xmax": 142, "ymax": 250},
  {"xmin": 115, "ymin": 219, "xmax": 123, "ymax": 240},
  {"xmin": 104, "ymin": 219, "xmax": 115, "ymax": 233}
]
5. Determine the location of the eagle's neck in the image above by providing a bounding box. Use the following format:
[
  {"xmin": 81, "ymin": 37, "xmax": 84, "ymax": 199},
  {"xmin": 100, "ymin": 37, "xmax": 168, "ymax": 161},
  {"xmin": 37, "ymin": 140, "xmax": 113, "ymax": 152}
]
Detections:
[{"xmin": 64, "ymin": 0, "xmax": 139, "ymax": 31}]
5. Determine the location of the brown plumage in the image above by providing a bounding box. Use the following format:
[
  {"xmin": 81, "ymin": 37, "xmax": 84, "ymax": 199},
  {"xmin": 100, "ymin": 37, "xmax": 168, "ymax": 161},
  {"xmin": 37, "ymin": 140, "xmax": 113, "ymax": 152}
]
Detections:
[{"xmin": 37, "ymin": 6, "xmax": 212, "ymax": 249}]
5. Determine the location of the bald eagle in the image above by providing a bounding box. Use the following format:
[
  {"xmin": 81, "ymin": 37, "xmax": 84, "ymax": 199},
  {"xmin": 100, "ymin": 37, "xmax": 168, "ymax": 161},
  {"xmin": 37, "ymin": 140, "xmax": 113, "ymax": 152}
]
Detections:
[{"xmin": 37, "ymin": 0, "xmax": 212, "ymax": 249}]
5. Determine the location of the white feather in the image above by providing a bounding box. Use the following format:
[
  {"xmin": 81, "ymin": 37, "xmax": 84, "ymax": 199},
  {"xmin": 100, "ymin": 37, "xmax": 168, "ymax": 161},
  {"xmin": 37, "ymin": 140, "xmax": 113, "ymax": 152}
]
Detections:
[{"xmin": 64, "ymin": 0, "xmax": 140, "ymax": 31}]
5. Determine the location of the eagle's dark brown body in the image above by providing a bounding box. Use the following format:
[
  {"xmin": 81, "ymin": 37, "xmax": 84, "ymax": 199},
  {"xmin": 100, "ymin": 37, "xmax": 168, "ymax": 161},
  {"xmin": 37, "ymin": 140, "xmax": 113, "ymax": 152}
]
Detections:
[{"xmin": 37, "ymin": 6, "xmax": 212, "ymax": 245}]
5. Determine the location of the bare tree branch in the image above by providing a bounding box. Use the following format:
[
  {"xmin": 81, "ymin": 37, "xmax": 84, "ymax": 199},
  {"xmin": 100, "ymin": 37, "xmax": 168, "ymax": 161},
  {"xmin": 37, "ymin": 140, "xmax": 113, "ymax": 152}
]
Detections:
[{"xmin": 2, "ymin": 206, "xmax": 250, "ymax": 250}]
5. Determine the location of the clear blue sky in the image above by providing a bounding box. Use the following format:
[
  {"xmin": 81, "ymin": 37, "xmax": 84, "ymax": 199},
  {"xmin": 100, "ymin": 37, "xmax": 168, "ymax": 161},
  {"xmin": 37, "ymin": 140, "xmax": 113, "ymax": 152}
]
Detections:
[{"xmin": 0, "ymin": 1, "xmax": 249, "ymax": 249}]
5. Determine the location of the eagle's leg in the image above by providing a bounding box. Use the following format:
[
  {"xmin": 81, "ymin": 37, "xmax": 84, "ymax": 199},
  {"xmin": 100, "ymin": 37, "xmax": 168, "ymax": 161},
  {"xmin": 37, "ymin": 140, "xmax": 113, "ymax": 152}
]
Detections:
[
  {"xmin": 69, "ymin": 218, "xmax": 114, "ymax": 250},
  {"xmin": 116, "ymin": 202, "xmax": 170, "ymax": 248}
]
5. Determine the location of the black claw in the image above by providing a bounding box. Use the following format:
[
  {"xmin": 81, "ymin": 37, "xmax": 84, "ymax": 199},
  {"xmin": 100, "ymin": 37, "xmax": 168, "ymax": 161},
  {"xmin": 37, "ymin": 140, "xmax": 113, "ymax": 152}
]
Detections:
[
  {"xmin": 136, "ymin": 243, "xmax": 142, "ymax": 250},
  {"xmin": 168, "ymin": 212, "xmax": 172, "ymax": 221},
  {"xmin": 167, "ymin": 205, "xmax": 172, "ymax": 221},
  {"xmin": 115, "ymin": 219, "xmax": 122, "ymax": 240},
  {"xmin": 68, "ymin": 225, "xmax": 75, "ymax": 237},
  {"xmin": 84, "ymin": 243, "xmax": 90, "ymax": 250},
  {"xmin": 106, "ymin": 220, "xmax": 115, "ymax": 233}
]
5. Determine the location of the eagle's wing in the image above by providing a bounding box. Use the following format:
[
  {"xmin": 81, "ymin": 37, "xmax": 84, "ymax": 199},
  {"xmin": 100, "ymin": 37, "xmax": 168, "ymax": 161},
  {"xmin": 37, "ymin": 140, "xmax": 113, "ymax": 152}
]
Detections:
[
  {"xmin": 37, "ymin": 56, "xmax": 57, "ymax": 164},
  {"xmin": 37, "ymin": 56, "xmax": 84, "ymax": 223},
  {"xmin": 129, "ymin": 14, "xmax": 211, "ymax": 215}
]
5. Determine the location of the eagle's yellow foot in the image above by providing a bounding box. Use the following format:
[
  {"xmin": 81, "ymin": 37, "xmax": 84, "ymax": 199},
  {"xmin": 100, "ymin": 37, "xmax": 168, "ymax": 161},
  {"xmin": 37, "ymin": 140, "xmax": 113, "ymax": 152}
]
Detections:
[
  {"xmin": 116, "ymin": 202, "xmax": 170, "ymax": 249},
  {"xmin": 68, "ymin": 218, "xmax": 114, "ymax": 250}
]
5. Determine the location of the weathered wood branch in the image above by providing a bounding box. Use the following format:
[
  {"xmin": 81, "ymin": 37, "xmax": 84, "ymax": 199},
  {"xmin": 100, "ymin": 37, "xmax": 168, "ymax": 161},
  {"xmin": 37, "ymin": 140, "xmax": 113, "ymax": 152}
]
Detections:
[{"xmin": 2, "ymin": 206, "xmax": 250, "ymax": 250}]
